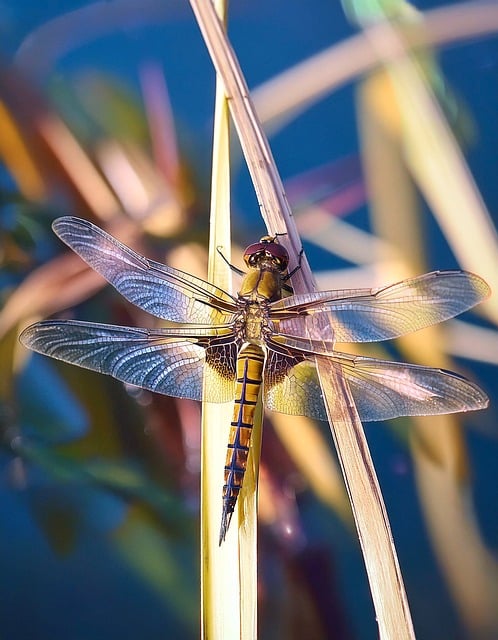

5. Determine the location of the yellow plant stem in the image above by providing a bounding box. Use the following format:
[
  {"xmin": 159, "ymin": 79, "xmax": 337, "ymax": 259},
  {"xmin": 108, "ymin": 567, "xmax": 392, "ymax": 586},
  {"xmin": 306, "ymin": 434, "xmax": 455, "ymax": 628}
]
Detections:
[{"xmin": 201, "ymin": 1, "xmax": 239, "ymax": 638}]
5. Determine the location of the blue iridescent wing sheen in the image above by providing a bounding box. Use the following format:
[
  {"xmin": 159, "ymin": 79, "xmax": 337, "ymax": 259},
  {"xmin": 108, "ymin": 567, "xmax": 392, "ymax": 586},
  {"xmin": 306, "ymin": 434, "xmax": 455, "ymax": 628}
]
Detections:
[
  {"xmin": 53, "ymin": 217, "xmax": 238, "ymax": 324},
  {"xmin": 270, "ymin": 270, "xmax": 490, "ymax": 343},
  {"xmin": 20, "ymin": 320, "xmax": 237, "ymax": 403},
  {"xmin": 264, "ymin": 341, "xmax": 489, "ymax": 422}
]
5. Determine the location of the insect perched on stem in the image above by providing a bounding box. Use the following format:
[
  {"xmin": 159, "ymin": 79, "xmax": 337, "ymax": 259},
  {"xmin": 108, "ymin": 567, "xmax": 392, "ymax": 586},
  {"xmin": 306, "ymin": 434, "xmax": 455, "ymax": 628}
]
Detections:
[{"xmin": 21, "ymin": 217, "xmax": 490, "ymax": 543}]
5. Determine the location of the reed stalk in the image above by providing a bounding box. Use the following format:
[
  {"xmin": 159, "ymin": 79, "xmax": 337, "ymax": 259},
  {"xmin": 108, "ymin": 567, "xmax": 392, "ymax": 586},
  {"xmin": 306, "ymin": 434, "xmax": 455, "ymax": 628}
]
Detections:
[{"xmin": 190, "ymin": 1, "xmax": 415, "ymax": 637}]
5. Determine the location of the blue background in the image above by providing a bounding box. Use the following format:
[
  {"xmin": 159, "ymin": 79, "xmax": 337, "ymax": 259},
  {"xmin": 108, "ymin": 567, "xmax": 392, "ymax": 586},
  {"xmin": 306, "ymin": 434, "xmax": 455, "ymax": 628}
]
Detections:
[{"xmin": 1, "ymin": 1, "xmax": 497, "ymax": 639}]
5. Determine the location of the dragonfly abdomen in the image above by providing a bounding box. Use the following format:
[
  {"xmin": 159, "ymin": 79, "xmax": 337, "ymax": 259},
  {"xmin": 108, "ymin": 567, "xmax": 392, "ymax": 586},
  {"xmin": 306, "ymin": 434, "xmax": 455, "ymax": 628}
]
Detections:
[{"xmin": 219, "ymin": 342, "xmax": 265, "ymax": 544}]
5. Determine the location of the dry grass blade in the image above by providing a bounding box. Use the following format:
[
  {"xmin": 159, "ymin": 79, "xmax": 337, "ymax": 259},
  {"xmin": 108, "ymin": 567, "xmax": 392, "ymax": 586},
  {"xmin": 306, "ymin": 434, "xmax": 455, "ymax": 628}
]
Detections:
[
  {"xmin": 297, "ymin": 204, "xmax": 399, "ymax": 268},
  {"xmin": 271, "ymin": 413, "xmax": 352, "ymax": 525},
  {"xmin": 361, "ymin": 20, "xmax": 498, "ymax": 325},
  {"xmin": 0, "ymin": 100, "xmax": 45, "ymax": 200},
  {"xmin": 189, "ymin": 1, "xmax": 415, "ymax": 637},
  {"xmin": 37, "ymin": 116, "xmax": 120, "ymax": 220},
  {"xmin": 2, "ymin": 255, "xmax": 103, "ymax": 341},
  {"xmin": 139, "ymin": 63, "xmax": 180, "ymax": 186},
  {"xmin": 188, "ymin": 0, "xmax": 303, "ymax": 264},
  {"xmin": 252, "ymin": 1, "xmax": 498, "ymax": 132},
  {"xmin": 200, "ymin": 2, "xmax": 260, "ymax": 637},
  {"xmin": 357, "ymin": 20, "xmax": 498, "ymax": 634},
  {"xmin": 413, "ymin": 444, "xmax": 498, "ymax": 634},
  {"xmin": 3, "ymin": 217, "xmax": 159, "ymax": 342},
  {"xmin": 446, "ymin": 321, "xmax": 498, "ymax": 366},
  {"xmin": 0, "ymin": 67, "xmax": 120, "ymax": 219},
  {"xmin": 200, "ymin": 2, "xmax": 240, "ymax": 638}
]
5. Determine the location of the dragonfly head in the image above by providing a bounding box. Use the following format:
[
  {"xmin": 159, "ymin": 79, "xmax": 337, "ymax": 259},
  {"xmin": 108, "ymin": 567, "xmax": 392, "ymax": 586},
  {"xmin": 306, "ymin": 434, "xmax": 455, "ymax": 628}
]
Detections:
[{"xmin": 243, "ymin": 236, "xmax": 289, "ymax": 272}]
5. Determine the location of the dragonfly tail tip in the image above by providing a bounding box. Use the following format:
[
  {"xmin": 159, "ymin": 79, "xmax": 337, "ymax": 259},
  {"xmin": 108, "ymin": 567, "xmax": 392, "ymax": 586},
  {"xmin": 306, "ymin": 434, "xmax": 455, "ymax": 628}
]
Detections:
[{"xmin": 218, "ymin": 508, "xmax": 234, "ymax": 546}]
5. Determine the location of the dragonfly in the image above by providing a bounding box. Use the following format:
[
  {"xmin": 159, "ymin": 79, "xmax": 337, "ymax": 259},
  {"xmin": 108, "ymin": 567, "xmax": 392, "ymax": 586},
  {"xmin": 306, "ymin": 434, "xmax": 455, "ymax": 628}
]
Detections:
[{"xmin": 20, "ymin": 217, "xmax": 490, "ymax": 543}]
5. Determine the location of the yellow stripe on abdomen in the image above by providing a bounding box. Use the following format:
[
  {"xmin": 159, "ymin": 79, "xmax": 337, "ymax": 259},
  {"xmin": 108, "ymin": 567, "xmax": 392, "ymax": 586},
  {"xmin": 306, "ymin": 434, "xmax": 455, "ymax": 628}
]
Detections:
[{"xmin": 219, "ymin": 342, "xmax": 265, "ymax": 544}]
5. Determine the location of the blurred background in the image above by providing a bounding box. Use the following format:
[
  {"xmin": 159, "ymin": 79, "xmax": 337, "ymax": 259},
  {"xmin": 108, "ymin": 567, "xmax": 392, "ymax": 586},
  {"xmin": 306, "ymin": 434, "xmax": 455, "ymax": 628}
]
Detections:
[{"xmin": 1, "ymin": 0, "xmax": 497, "ymax": 638}]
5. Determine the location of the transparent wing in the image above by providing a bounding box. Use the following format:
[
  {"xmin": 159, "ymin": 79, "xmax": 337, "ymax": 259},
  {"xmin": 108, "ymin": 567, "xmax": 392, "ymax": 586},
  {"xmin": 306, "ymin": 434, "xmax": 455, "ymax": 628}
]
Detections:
[
  {"xmin": 20, "ymin": 320, "xmax": 237, "ymax": 403},
  {"xmin": 53, "ymin": 217, "xmax": 238, "ymax": 324},
  {"xmin": 270, "ymin": 271, "xmax": 490, "ymax": 342},
  {"xmin": 264, "ymin": 345, "xmax": 488, "ymax": 422}
]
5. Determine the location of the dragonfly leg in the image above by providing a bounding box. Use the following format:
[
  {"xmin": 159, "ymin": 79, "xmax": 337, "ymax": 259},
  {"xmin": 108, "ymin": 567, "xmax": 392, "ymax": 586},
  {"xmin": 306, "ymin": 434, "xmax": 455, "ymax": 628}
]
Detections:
[
  {"xmin": 283, "ymin": 247, "xmax": 304, "ymax": 282},
  {"xmin": 216, "ymin": 245, "xmax": 245, "ymax": 276}
]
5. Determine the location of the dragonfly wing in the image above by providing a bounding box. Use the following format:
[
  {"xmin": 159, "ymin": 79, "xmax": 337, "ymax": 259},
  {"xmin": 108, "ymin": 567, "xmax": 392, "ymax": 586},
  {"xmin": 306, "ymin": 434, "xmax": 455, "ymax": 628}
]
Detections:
[
  {"xmin": 270, "ymin": 271, "xmax": 490, "ymax": 342},
  {"xmin": 264, "ymin": 343, "xmax": 488, "ymax": 422},
  {"xmin": 264, "ymin": 347, "xmax": 325, "ymax": 420},
  {"xmin": 20, "ymin": 320, "xmax": 237, "ymax": 403},
  {"xmin": 332, "ymin": 352, "xmax": 489, "ymax": 421},
  {"xmin": 53, "ymin": 217, "xmax": 238, "ymax": 324}
]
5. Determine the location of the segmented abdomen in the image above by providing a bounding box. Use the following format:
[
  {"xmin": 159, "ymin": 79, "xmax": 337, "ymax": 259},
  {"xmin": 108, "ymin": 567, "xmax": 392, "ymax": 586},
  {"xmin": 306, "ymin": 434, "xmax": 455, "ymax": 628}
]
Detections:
[{"xmin": 219, "ymin": 342, "xmax": 265, "ymax": 544}]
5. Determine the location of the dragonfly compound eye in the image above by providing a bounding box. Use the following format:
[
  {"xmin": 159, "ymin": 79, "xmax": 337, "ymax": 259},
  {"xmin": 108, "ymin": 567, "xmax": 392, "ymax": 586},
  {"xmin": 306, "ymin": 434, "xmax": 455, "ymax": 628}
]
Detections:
[{"xmin": 243, "ymin": 239, "xmax": 289, "ymax": 271}]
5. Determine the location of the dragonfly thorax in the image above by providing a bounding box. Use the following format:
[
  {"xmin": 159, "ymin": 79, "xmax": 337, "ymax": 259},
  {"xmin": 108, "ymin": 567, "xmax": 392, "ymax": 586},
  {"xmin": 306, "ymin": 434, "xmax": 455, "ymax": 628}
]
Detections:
[
  {"xmin": 237, "ymin": 262, "xmax": 285, "ymax": 303},
  {"xmin": 236, "ymin": 301, "xmax": 272, "ymax": 343}
]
